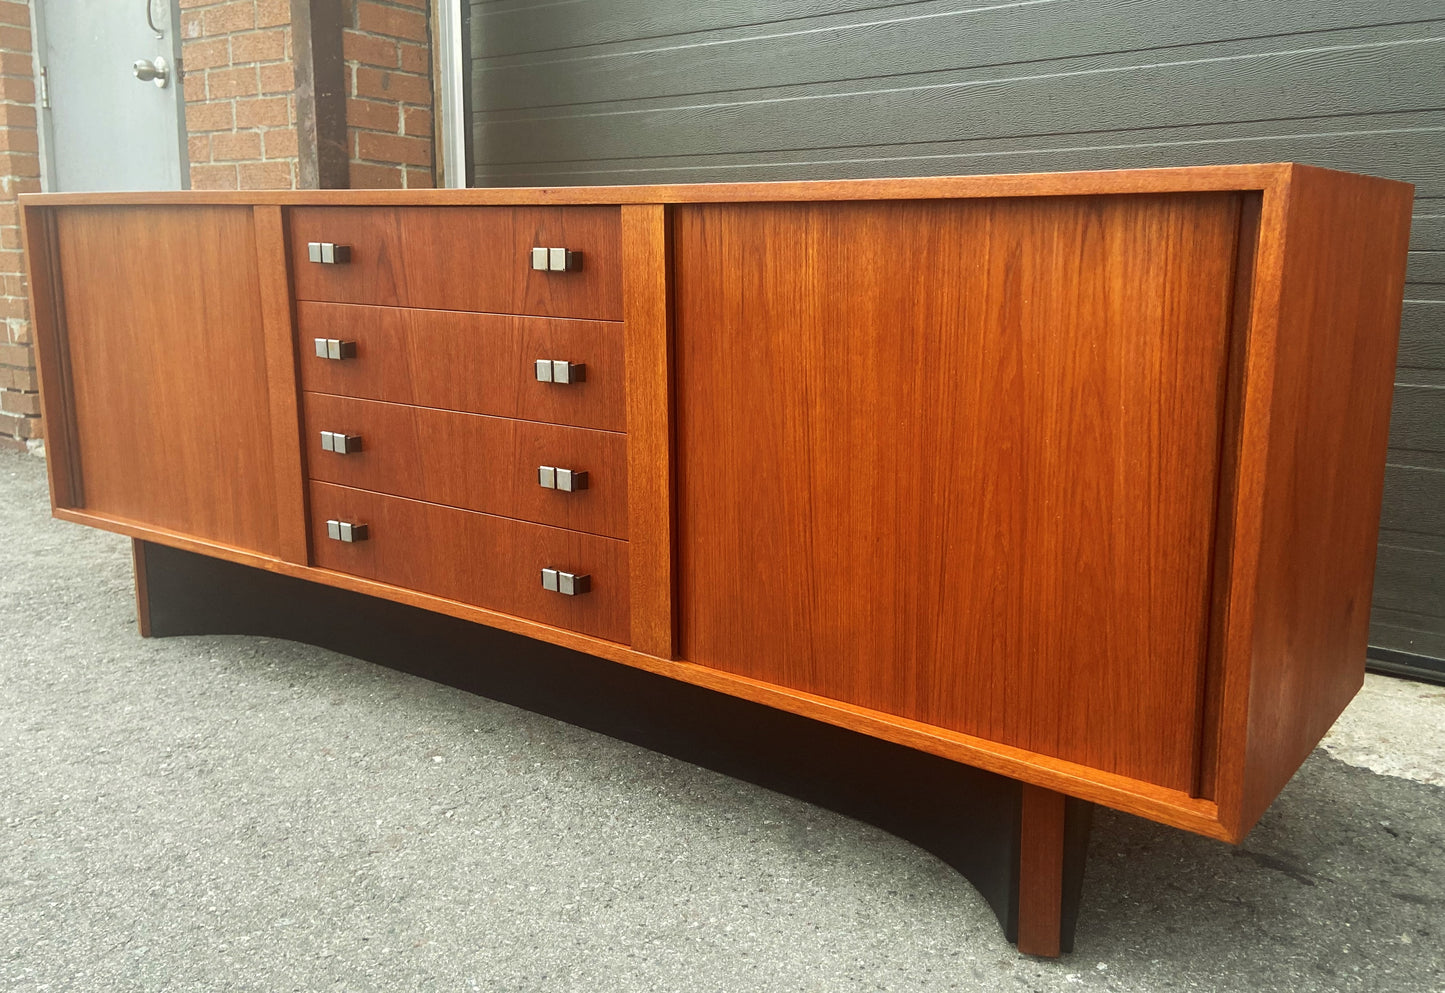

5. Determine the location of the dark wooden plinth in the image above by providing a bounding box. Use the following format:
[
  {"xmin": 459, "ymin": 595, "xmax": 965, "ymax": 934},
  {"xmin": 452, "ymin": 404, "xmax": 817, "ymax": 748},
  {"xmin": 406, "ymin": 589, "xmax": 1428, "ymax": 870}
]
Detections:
[{"xmin": 133, "ymin": 539, "xmax": 1092, "ymax": 955}]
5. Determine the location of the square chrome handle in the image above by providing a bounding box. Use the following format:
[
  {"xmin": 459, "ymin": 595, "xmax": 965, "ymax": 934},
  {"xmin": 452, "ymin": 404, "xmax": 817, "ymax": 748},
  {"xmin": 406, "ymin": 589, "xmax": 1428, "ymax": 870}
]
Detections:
[
  {"xmin": 530, "ymin": 247, "xmax": 582, "ymax": 272},
  {"xmin": 541, "ymin": 568, "xmax": 590, "ymax": 596},
  {"xmin": 325, "ymin": 520, "xmax": 369, "ymax": 542},
  {"xmin": 534, "ymin": 359, "xmax": 585, "ymax": 384},
  {"xmin": 306, "ymin": 242, "xmax": 352, "ymax": 264},
  {"xmin": 319, "ymin": 430, "xmax": 362, "ymax": 454},
  {"xmin": 538, "ymin": 466, "xmax": 588, "ymax": 492},
  {"xmin": 313, "ymin": 338, "xmax": 357, "ymax": 360}
]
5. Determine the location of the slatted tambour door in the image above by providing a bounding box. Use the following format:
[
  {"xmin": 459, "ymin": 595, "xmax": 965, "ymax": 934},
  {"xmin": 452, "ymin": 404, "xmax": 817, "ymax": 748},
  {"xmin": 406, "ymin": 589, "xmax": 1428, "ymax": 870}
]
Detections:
[
  {"xmin": 469, "ymin": 0, "xmax": 1445, "ymax": 673},
  {"xmin": 674, "ymin": 193, "xmax": 1244, "ymax": 793}
]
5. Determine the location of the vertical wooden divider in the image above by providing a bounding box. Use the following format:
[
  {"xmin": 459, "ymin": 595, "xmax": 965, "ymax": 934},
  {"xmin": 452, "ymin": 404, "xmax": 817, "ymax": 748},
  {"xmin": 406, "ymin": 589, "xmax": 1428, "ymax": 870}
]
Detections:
[
  {"xmin": 622, "ymin": 204, "xmax": 676, "ymax": 657},
  {"xmin": 253, "ymin": 206, "xmax": 311, "ymax": 565}
]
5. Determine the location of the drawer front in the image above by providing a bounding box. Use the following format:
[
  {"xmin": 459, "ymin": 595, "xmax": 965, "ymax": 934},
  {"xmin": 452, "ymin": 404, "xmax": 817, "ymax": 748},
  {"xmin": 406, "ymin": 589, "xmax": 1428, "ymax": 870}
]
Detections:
[
  {"xmin": 304, "ymin": 393, "xmax": 628, "ymax": 538},
  {"xmin": 310, "ymin": 482, "xmax": 630, "ymax": 643},
  {"xmin": 296, "ymin": 302, "xmax": 625, "ymax": 432},
  {"xmin": 289, "ymin": 206, "xmax": 623, "ymax": 320}
]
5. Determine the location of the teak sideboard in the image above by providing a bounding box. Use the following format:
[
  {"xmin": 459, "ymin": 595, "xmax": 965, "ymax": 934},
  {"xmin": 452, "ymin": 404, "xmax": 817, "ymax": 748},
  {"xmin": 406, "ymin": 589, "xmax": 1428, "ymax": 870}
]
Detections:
[{"xmin": 19, "ymin": 164, "xmax": 1413, "ymax": 956}]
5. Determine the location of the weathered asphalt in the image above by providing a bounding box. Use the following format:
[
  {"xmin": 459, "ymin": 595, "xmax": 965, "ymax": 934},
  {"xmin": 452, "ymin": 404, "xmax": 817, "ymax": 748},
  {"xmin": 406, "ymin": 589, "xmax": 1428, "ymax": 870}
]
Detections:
[{"xmin": 2, "ymin": 448, "xmax": 1441, "ymax": 992}]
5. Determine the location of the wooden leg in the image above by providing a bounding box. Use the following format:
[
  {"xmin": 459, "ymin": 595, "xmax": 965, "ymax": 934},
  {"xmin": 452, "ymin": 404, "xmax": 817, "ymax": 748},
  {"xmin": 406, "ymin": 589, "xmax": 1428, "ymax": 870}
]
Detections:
[
  {"xmin": 1018, "ymin": 783, "xmax": 1067, "ymax": 956},
  {"xmin": 132, "ymin": 539, "xmax": 153, "ymax": 638}
]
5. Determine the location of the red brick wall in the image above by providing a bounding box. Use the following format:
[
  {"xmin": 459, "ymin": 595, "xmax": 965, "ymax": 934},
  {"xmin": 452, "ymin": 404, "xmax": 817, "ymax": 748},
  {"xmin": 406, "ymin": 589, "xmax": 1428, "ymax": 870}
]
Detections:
[
  {"xmin": 181, "ymin": 0, "xmax": 434, "ymax": 192},
  {"xmin": 180, "ymin": 0, "xmax": 300, "ymax": 190},
  {"xmin": 0, "ymin": 0, "xmax": 40, "ymax": 453},
  {"xmin": 344, "ymin": 0, "xmax": 434, "ymax": 188}
]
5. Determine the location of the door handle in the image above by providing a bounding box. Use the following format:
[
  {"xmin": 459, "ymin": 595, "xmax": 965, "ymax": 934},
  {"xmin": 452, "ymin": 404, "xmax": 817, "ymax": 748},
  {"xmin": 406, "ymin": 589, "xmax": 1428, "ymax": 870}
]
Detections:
[{"xmin": 132, "ymin": 57, "xmax": 170, "ymax": 88}]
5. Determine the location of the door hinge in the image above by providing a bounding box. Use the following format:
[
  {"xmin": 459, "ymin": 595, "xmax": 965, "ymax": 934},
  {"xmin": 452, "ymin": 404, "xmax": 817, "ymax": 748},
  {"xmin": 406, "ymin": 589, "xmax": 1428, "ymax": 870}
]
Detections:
[{"xmin": 38, "ymin": 66, "xmax": 49, "ymax": 109}]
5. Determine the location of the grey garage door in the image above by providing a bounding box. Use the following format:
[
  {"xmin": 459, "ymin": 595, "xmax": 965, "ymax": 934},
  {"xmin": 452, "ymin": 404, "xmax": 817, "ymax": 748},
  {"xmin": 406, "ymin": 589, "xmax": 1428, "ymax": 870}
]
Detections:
[{"xmin": 468, "ymin": 0, "xmax": 1445, "ymax": 674}]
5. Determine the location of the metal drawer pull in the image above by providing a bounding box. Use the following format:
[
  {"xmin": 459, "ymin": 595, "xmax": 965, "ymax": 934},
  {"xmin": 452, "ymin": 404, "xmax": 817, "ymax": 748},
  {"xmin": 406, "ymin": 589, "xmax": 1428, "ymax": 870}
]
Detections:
[
  {"xmin": 538, "ymin": 466, "xmax": 588, "ymax": 492},
  {"xmin": 541, "ymin": 568, "xmax": 591, "ymax": 596},
  {"xmin": 313, "ymin": 338, "xmax": 357, "ymax": 360},
  {"xmin": 325, "ymin": 519, "xmax": 369, "ymax": 543},
  {"xmin": 530, "ymin": 247, "xmax": 582, "ymax": 272},
  {"xmin": 534, "ymin": 359, "xmax": 585, "ymax": 384},
  {"xmin": 319, "ymin": 430, "xmax": 363, "ymax": 454},
  {"xmin": 306, "ymin": 242, "xmax": 352, "ymax": 265}
]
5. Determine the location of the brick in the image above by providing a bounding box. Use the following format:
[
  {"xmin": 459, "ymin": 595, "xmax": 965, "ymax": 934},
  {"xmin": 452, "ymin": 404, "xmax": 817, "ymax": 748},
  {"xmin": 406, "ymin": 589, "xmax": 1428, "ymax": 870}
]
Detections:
[
  {"xmin": 356, "ymin": 2, "xmax": 427, "ymax": 43},
  {"xmin": 0, "ymin": 102, "xmax": 34, "ymax": 128},
  {"xmin": 258, "ymin": 61, "xmax": 293, "ymax": 94},
  {"xmin": 0, "ymin": 433, "xmax": 23, "ymax": 452},
  {"xmin": 1, "ymin": 273, "xmax": 22, "ymax": 295},
  {"xmin": 397, "ymin": 41, "xmax": 430, "ymax": 75},
  {"xmin": 402, "ymin": 165, "xmax": 433, "ymax": 189},
  {"xmin": 211, "ymin": 130, "xmax": 262, "ymax": 160},
  {"xmin": 231, "ymin": 27, "xmax": 287, "ymax": 64},
  {"xmin": 8, "ymin": 319, "xmax": 31, "ymax": 345},
  {"xmin": 353, "ymin": 67, "xmax": 431, "ymax": 105},
  {"xmin": 4, "ymin": 176, "xmax": 38, "ymax": 195},
  {"xmin": 0, "ymin": 389, "xmax": 38, "ymax": 415},
  {"xmin": 384, "ymin": 0, "xmax": 428, "ymax": 7},
  {"xmin": 207, "ymin": 66, "xmax": 259, "ymax": 99},
  {"xmin": 348, "ymin": 161, "xmax": 402, "ymax": 189},
  {"xmin": 0, "ymin": 25, "xmax": 31, "ymax": 52},
  {"xmin": 238, "ymin": 160, "xmax": 292, "ymax": 189},
  {"xmin": 187, "ymin": 133, "xmax": 210, "ymax": 162},
  {"xmin": 343, "ymin": 30, "xmax": 397, "ymax": 68},
  {"xmin": 190, "ymin": 163, "xmax": 239, "ymax": 190},
  {"xmin": 403, "ymin": 106, "xmax": 431, "ymax": 137},
  {"xmin": 0, "ymin": 365, "xmax": 35, "ymax": 390},
  {"xmin": 0, "ymin": 2, "xmax": 30, "ymax": 28},
  {"xmin": 0, "ymin": 229, "xmax": 19, "ymax": 252},
  {"xmin": 347, "ymin": 98, "xmax": 398, "ymax": 132},
  {"xmin": 356, "ymin": 130, "xmax": 429, "ymax": 167},
  {"xmin": 205, "ymin": 0, "xmax": 256, "ymax": 35},
  {"xmin": 256, "ymin": 0, "xmax": 288, "ymax": 28},
  {"xmin": 0, "ymin": 126, "xmax": 37, "ymax": 152},
  {"xmin": 0, "ymin": 340, "xmax": 32, "ymax": 366},
  {"xmin": 0, "ymin": 49, "xmax": 30, "ymax": 74},
  {"xmin": 0, "ymin": 75, "xmax": 34, "ymax": 103},
  {"xmin": 0, "ymin": 149, "xmax": 38, "ymax": 174},
  {"xmin": 179, "ymin": 0, "xmax": 219, "ymax": 7},
  {"xmin": 181, "ymin": 10, "xmax": 203, "ymax": 39},
  {"xmin": 183, "ymin": 99, "xmax": 235, "ymax": 132},
  {"xmin": 235, "ymin": 96, "xmax": 289, "ymax": 128},
  {"xmin": 262, "ymin": 127, "xmax": 297, "ymax": 159},
  {"xmin": 182, "ymin": 38, "xmax": 230, "ymax": 71}
]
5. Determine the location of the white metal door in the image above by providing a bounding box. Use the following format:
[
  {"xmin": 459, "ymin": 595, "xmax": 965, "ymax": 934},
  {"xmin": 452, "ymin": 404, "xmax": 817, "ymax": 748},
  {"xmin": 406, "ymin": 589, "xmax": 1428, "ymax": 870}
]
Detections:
[{"xmin": 36, "ymin": 0, "xmax": 187, "ymax": 191}]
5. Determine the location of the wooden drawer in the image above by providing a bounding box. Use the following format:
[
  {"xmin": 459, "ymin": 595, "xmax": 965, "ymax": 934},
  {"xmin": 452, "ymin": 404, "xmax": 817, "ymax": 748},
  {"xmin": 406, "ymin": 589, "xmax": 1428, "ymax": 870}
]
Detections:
[
  {"xmin": 289, "ymin": 206, "xmax": 623, "ymax": 320},
  {"xmin": 303, "ymin": 393, "xmax": 628, "ymax": 539},
  {"xmin": 296, "ymin": 302, "xmax": 625, "ymax": 431},
  {"xmin": 309, "ymin": 481, "xmax": 630, "ymax": 643}
]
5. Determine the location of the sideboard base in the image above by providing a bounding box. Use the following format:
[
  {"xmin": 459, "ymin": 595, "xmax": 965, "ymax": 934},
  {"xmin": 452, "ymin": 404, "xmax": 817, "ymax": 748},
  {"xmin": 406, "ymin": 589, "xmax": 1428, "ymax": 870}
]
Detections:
[{"xmin": 131, "ymin": 538, "xmax": 1093, "ymax": 956}]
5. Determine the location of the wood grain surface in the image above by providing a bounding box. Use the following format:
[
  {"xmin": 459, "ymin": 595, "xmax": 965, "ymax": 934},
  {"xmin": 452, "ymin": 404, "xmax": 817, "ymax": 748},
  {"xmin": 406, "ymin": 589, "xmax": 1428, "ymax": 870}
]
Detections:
[
  {"xmin": 254, "ymin": 205, "xmax": 310, "ymax": 564},
  {"xmin": 51, "ymin": 206, "xmax": 281, "ymax": 556},
  {"xmin": 19, "ymin": 163, "xmax": 1291, "ymax": 208},
  {"xmin": 288, "ymin": 205, "xmax": 623, "ymax": 319},
  {"xmin": 295, "ymin": 302, "xmax": 625, "ymax": 431},
  {"xmin": 675, "ymin": 193, "xmax": 1243, "ymax": 792},
  {"xmin": 1017, "ymin": 784, "xmax": 1066, "ymax": 957},
  {"xmin": 302, "ymin": 393, "xmax": 628, "ymax": 539},
  {"xmin": 309, "ymin": 481, "xmax": 630, "ymax": 644},
  {"xmin": 1213, "ymin": 165, "xmax": 1415, "ymax": 836},
  {"xmin": 621, "ymin": 203, "xmax": 677, "ymax": 658}
]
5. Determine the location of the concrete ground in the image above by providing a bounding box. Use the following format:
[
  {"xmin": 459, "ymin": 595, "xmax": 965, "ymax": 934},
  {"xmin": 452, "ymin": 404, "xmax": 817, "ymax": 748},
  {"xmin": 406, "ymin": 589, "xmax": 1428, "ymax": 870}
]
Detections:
[{"xmin": 1, "ymin": 447, "xmax": 1441, "ymax": 993}]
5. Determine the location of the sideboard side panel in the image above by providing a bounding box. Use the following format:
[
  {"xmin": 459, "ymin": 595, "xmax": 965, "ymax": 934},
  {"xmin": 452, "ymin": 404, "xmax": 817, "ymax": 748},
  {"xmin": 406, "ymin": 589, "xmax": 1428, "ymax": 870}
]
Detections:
[
  {"xmin": 1232, "ymin": 167, "xmax": 1414, "ymax": 834},
  {"xmin": 50, "ymin": 206, "xmax": 282, "ymax": 557}
]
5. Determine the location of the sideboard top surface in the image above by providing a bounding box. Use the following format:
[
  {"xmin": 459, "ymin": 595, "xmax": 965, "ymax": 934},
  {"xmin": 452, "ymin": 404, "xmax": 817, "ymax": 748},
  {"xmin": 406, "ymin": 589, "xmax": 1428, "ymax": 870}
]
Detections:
[{"xmin": 17, "ymin": 162, "xmax": 1400, "ymax": 209}]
